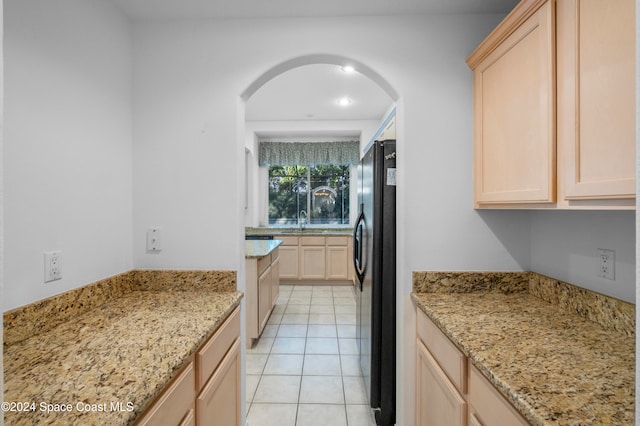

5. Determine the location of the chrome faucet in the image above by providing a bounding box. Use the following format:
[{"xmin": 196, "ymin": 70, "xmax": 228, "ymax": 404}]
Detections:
[{"xmin": 298, "ymin": 210, "xmax": 307, "ymax": 230}]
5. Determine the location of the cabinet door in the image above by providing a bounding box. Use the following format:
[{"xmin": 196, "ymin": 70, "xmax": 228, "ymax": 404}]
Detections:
[
  {"xmin": 300, "ymin": 246, "xmax": 326, "ymax": 280},
  {"xmin": 278, "ymin": 246, "xmax": 299, "ymax": 279},
  {"xmin": 258, "ymin": 266, "xmax": 272, "ymax": 333},
  {"xmin": 196, "ymin": 340, "xmax": 241, "ymax": 426},
  {"xmin": 557, "ymin": 0, "xmax": 635, "ymax": 205},
  {"xmin": 271, "ymin": 255, "xmax": 280, "ymax": 306},
  {"xmin": 416, "ymin": 340, "xmax": 466, "ymax": 426},
  {"xmin": 136, "ymin": 363, "xmax": 196, "ymax": 426},
  {"xmin": 179, "ymin": 410, "xmax": 195, "ymax": 426},
  {"xmin": 326, "ymin": 246, "xmax": 349, "ymax": 280},
  {"xmin": 470, "ymin": 1, "xmax": 555, "ymax": 206}
]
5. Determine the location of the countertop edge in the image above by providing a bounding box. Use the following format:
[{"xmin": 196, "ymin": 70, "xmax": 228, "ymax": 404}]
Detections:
[{"xmin": 245, "ymin": 239, "xmax": 283, "ymax": 259}]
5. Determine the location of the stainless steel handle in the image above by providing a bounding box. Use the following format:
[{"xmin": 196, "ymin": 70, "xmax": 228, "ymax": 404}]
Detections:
[{"xmin": 352, "ymin": 208, "xmax": 366, "ymax": 288}]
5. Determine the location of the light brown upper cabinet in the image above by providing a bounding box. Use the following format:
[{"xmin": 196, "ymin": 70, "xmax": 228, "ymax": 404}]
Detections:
[
  {"xmin": 467, "ymin": 0, "xmax": 635, "ymax": 209},
  {"xmin": 557, "ymin": 0, "xmax": 635, "ymax": 208},
  {"xmin": 467, "ymin": 0, "xmax": 556, "ymax": 207}
]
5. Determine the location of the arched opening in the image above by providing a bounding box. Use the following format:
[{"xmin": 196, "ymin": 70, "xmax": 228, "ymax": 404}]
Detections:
[
  {"xmin": 240, "ymin": 53, "xmax": 400, "ymax": 103},
  {"xmin": 241, "ymin": 55, "xmax": 399, "ymax": 229}
]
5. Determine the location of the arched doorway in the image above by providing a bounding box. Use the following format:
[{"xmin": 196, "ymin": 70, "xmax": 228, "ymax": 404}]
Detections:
[
  {"xmin": 240, "ymin": 54, "xmax": 399, "ymax": 103},
  {"xmin": 239, "ymin": 54, "xmax": 401, "ymax": 426}
]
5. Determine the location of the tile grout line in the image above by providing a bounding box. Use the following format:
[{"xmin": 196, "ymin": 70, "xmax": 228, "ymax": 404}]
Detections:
[{"xmin": 248, "ymin": 284, "xmax": 370, "ymax": 426}]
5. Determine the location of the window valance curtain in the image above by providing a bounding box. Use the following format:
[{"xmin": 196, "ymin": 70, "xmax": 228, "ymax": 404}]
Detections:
[{"xmin": 258, "ymin": 141, "xmax": 359, "ymax": 166}]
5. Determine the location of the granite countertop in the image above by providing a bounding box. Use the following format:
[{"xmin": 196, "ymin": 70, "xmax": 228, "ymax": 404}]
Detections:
[
  {"xmin": 245, "ymin": 226, "xmax": 352, "ymax": 236},
  {"xmin": 4, "ymin": 272, "xmax": 243, "ymax": 426},
  {"xmin": 411, "ymin": 272, "xmax": 635, "ymax": 425},
  {"xmin": 245, "ymin": 239, "xmax": 282, "ymax": 259}
]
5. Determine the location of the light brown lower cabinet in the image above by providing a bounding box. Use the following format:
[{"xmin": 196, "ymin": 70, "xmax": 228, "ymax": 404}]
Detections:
[
  {"xmin": 270, "ymin": 256, "xmax": 280, "ymax": 306},
  {"xmin": 258, "ymin": 264, "xmax": 272, "ymax": 333},
  {"xmin": 416, "ymin": 339, "xmax": 466, "ymax": 426},
  {"xmin": 246, "ymin": 248, "xmax": 280, "ymax": 345},
  {"xmin": 135, "ymin": 362, "xmax": 196, "ymax": 426},
  {"xmin": 467, "ymin": 363, "xmax": 528, "ymax": 426},
  {"xmin": 278, "ymin": 237, "xmax": 299, "ymax": 279},
  {"xmin": 416, "ymin": 308, "xmax": 528, "ymax": 426},
  {"xmin": 135, "ymin": 307, "xmax": 241, "ymax": 426},
  {"xmin": 275, "ymin": 235, "xmax": 353, "ymax": 282},
  {"xmin": 196, "ymin": 339, "xmax": 241, "ymax": 425},
  {"xmin": 326, "ymin": 237, "xmax": 351, "ymax": 280}
]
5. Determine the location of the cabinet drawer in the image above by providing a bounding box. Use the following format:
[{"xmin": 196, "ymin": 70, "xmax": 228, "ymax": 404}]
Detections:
[
  {"xmin": 196, "ymin": 307, "xmax": 240, "ymax": 390},
  {"xmin": 416, "ymin": 308, "xmax": 467, "ymax": 393},
  {"xmin": 136, "ymin": 362, "xmax": 195, "ymax": 426},
  {"xmin": 326, "ymin": 236, "xmax": 348, "ymax": 246},
  {"xmin": 301, "ymin": 236, "xmax": 325, "ymax": 246},
  {"xmin": 468, "ymin": 364, "xmax": 528, "ymax": 426},
  {"xmin": 277, "ymin": 236, "xmax": 298, "ymax": 246},
  {"xmin": 257, "ymin": 254, "xmax": 271, "ymax": 276}
]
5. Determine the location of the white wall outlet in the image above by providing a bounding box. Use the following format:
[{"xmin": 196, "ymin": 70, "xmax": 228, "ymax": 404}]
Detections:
[
  {"xmin": 597, "ymin": 248, "xmax": 615, "ymax": 280},
  {"xmin": 147, "ymin": 228, "xmax": 162, "ymax": 252},
  {"xmin": 44, "ymin": 250, "xmax": 62, "ymax": 282}
]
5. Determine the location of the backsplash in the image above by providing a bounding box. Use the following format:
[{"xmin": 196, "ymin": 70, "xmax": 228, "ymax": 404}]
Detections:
[
  {"xmin": 413, "ymin": 271, "xmax": 635, "ymax": 337},
  {"xmin": 3, "ymin": 269, "xmax": 237, "ymax": 346},
  {"xmin": 529, "ymin": 273, "xmax": 634, "ymax": 337},
  {"xmin": 412, "ymin": 271, "xmax": 530, "ymax": 293}
]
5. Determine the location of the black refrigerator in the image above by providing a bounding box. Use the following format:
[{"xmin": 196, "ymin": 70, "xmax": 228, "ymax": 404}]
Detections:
[{"xmin": 352, "ymin": 139, "xmax": 396, "ymax": 426}]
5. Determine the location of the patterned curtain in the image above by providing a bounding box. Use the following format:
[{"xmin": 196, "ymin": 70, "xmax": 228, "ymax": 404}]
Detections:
[{"xmin": 258, "ymin": 141, "xmax": 359, "ymax": 166}]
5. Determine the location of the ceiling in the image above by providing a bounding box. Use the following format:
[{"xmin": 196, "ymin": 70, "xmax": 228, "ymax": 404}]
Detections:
[
  {"xmin": 111, "ymin": 0, "xmax": 519, "ymax": 21},
  {"xmin": 245, "ymin": 64, "xmax": 394, "ymax": 122},
  {"xmin": 109, "ymin": 0, "xmax": 519, "ymax": 124}
]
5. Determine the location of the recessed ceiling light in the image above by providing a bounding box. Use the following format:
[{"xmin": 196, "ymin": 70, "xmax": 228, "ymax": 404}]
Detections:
[
  {"xmin": 337, "ymin": 97, "xmax": 352, "ymax": 107},
  {"xmin": 341, "ymin": 65, "xmax": 356, "ymax": 74}
]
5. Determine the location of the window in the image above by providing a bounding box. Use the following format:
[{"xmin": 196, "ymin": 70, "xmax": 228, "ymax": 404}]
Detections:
[{"xmin": 268, "ymin": 164, "xmax": 350, "ymax": 226}]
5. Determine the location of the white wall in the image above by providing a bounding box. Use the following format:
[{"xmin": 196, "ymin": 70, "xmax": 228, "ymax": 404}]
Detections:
[
  {"xmin": 1, "ymin": 0, "xmax": 4, "ymax": 422},
  {"xmin": 531, "ymin": 211, "xmax": 635, "ymax": 302},
  {"xmin": 3, "ymin": 0, "xmax": 133, "ymax": 310}
]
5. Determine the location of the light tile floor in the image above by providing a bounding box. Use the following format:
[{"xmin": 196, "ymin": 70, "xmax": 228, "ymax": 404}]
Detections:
[{"xmin": 246, "ymin": 284, "xmax": 377, "ymax": 426}]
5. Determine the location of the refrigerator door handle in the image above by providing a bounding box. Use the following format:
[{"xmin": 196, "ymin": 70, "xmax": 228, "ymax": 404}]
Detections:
[{"xmin": 352, "ymin": 208, "xmax": 366, "ymax": 288}]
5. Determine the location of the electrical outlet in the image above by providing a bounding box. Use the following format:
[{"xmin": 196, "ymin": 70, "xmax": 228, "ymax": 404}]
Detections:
[
  {"xmin": 597, "ymin": 249, "xmax": 615, "ymax": 280},
  {"xmin": 147, "ymin": 228, "xmax": 162, "ymax": 252},
  {"xmin": 44, "ymin": 250, "xmax": 62, "ymax": 282}
]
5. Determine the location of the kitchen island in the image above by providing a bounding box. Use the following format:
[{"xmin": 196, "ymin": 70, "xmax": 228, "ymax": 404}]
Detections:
[
  {"xmin": 411, "ymin": 271, "xmax": 634, "ymax": 425},
  {"xmin": 245, "ymin": 239, "xmax": 282, "ymax": 346},
  {"xmin": 3, "ymin": 270, "xmax": 243, "ymax": 426}
]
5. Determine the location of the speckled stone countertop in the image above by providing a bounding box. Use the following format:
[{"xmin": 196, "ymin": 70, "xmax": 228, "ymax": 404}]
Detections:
[
  {"xmin": 245, "ymin": 239, "xmax": 282, "ymax": 259},
  {"xmin": 245, "ymin": 226, "xmax": 352, "ymax": 236},
  {"xmin": 411, "ymin": 271, "xmax": 635, "ymax": 425},
  {"xmin": 4, "ymin": 270, "xmax": 243, "ymax": 426}
]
